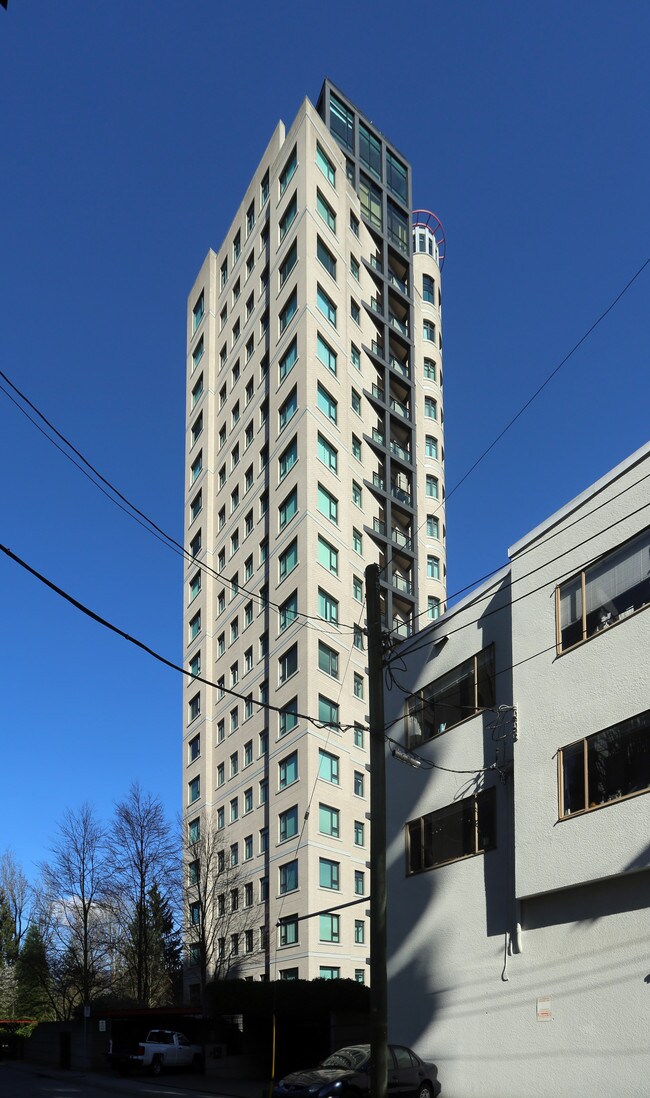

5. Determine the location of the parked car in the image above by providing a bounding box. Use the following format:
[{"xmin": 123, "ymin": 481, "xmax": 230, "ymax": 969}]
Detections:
[
  {"xmin": 108, "ymin": 1029, "xmax": 204, "ymax": 1075},
  {"xmin": 272, "ymin": 1043, "xmax": 439, "ymax": 1097}
]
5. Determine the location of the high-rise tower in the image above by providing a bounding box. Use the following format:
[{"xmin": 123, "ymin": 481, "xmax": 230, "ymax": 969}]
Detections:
[{"xmin": 183, "ymin": 81, "xmax": 446, "ymax": 993}]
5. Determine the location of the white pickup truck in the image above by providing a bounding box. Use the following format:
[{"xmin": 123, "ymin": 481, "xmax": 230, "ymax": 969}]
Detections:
[{"xmin": 133, "ymin": 1029, "xmax": 204, "ymax": 1075}]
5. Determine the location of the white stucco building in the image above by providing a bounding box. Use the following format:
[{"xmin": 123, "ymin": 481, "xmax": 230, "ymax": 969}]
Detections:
[{"xmin": 385, "ymin": 442, "xmax": 650, "ymax": 1098}]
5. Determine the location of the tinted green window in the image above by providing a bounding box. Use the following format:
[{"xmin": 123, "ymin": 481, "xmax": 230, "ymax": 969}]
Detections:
[
  {"xmin": 316, "ymin": 143, "xmax": 336, "ymax": 185},
  {"xmin": 279, "ymin": 146, "xmax": 297, "ymax": 194},
  {"xmin": 317, "ymin": 333, "xmax": 337, "ymax": 373},
  {"xmin": 279, "ymin": 337, "xmax": 298, "ymax": 381},
  {"xmin": 317, "ymin": 433, "xmax": 338, "ymax": 472},
  {"xmin": 329, "ymin": 94, "xmax": 354, "ymax": 151}
]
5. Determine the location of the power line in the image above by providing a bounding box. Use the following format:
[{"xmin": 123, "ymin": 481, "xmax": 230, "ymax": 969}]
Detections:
[
  {"xmin": 386, "ymin": 488, "xmax": 650, "ymax": 661},
  {"xmin": 0, "ymin": 541, "xmax": 366, "ymax": 736}
]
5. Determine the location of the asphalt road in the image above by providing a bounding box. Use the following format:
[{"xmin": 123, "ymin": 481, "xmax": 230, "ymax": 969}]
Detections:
[{"xmin": 0, "ymin": 1063, "xmax": 262, "ymax": 1098}]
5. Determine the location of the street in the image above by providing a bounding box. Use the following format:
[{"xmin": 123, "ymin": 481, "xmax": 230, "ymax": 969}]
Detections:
[{"xmin": 0, "ymin": 1063, "xmax": 262, "ymax": 1098}]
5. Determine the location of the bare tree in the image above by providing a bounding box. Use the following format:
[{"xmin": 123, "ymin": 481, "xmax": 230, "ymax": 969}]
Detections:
[
  {"xmin": 182, "ymin": 811, "xmax": 257, "ymax": 1007},
  {"xmin": 0, "ymin": 850, "xmax": 30, "ymax": 954},
  {"xmin": 40, "ymin": 803, "xmax": 111, "ymax": 1013},
  {"xmin": 107, "ymin": 783, "xmax": 180, "ymax": 1007}
]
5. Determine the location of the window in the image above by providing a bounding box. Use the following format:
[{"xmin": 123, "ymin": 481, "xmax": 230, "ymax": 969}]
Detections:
[
  {"xmin": 279, "ymin": 241, "xmax": 298, "ymax": 288},
  {"xmin": 245, "ymin": 881, "xmax": 254, "ymax": 906},
  {"xmin": 190, "ymin": 530, "xmax": 201, "ymax": 558},
  {"xmin": 352, "ymin": 575, "xmax": 363, "ymax": 602},
  {"xmin": 407, "ymin": 787, "xmax": 496, "ymax": 874},
  {"xmin": 386, "ymin": 149, "xmax": 407, "ymax": 202},
  {"xmin": 319, "ymin": 858, "xmax": 340, "ymax": 890},
  {"xmin": 319, "ymin": 914, "xmax": 340, "ymax": 942},
  {"xmin": 319, "ymin": 803, "xmax": 340, "ymax": 837},
  {"xmin": 279, "ymin": 288, "xmax": 298, "ymax": 333},
  {"xmin": 230, "ymin": 708, "xmax": 239, "ymax": 734},
  {"xmin": 279, "ymin": 643, "xmax": 298, "ymax": 684},
  {"xmin": 246, "ymin": 334, "xmax": 254, "ymax": 361},
  {"xmin": 280, "ymin": 698, "xmax": 298, "ymax": 737},
  {"xmin": 423, "ymin": 274, "xmax": 435, "ymax": 303},
  {"xmin": 230, "ymin": 797, "xmax": 239, "ymax": 823},
  {"xmin": 279, "ymin": 387, "xmax": 298, "ymax": 431},
  {"xmin": 319, "ymin": 695, "xmax": 339, "ymax": 730},
  {"xmin": 189, "ymin": 572, "xmax": 201, "ymax": 603},
  {"xmin": 423, "ymin": 319, "xmax": 436, "ymax": 342},
  {"xmin": 359, "ymin": 120, "xmax": 381, "ymax": 180},
  {"xmin": 424, "ymin": 358, "xmax": 436, "ymax": 380},
  {"xmin": 279, "ymin": 193, "xmax": 297, "ymax": 240},
  {"xmin": 189, "ymin": 652, "xmax": 201, "ymax": 678},
  {"xmin": 427, "ymin": 595, "xmax": 440, "ymax": 620},
  {"xmin": 316, "ymin": 285, "xmax": 337, "ymax": 327},
  {"xmin": 317, "ymin": 236, "xmax": 337, "ymax": 279},
  {"xmin": 279, "ymin": 860, "xmax": 298, "ymax": 894},
  {"xmin": 359, "ymin": 175, "xmax": 382, "ymax": 228},
  {"xmin": 260, "ymin": 829, "xmax": 268, "ymax": 854},
  {"xmin": 350, "ymin": 211, "xmax": 360, "ymax": 236},
  {"xmin": 192, "ymin": 335, "xmax": 204, "ymax": 372},
  {"xmin": 191, "ymin": 375, "xmax": 203, "ymax": 409},
  {"xmin": 279, "ymin": 145, "xmax": 297, "ymax": 194},
  {"xmin": 354, "ymin": 820, "xmax": 365, "ymax": 846},
  {"xmin": 189, "ymin": 611, "xmax": 201, "ymax": 641},
  {"xmin": 352, "ymin": 528, "xmax": 363, "ymax": 554},
  {"xmin": 557, "ymin": 527, "xmax": 650, "ymax": 651},
  {"xmin": 426, "ymin": 475, "xmax": 439, "ymax": 498},
  {"xmin": 191, "ymin": 413, "xmax": 203, "ymax": 446},
  {"xmin": 560, "ymin": 710, "xmax": 650, "ymax": 817},
  {"xmin": 188, "ymin": 693, "xmax": 201, "ymax": 723},
  {"xmin": 279, "ymin": 750, "xmax": 298, "ymax": 789},
  {"xmin": 232, "ymin": 318, "xmax": 240, "ymax": 345},
  {"xmin": 350, "ymin": 254, "xmax": 360, "ymax": 281},
  {"xmin": 316, "ymin": 333, "xmax": 337, "ymax": 374},
  {"xmin": 279, "ymin": 806, "xmax": 299, "ymax": 842},
  {"xmin": 314, "ymin": 437, "xmax": 337, "ymax": 478},
  {"xmin": 279, "ymin": 487, "xmax": 298, "ymax": 530},
  {"xmin": 329, "ymin": 92, "xmax": 354, "ymax": 151},
  {"xmin": 350, "ymin": 299, "xmax": 360, "ymax": 325},
  {"xmin": 317, "ymin": 535, "xmax": 338, "ymax": 574},
  {"xmin": 279, "ymin": 915, "xmax": 298, "ymax": 947},
  {"xmin": 425, "ymin": 435, "xmax": 438, "ymax": 460},
  {"xmin": 353, "ymin": 770, "xmax": 365, "ymax": 798},
  {"xmin": 232, "ymin": 230, "xmax": 241, "ymax": 263},
  {"xmin": 259, "ymin": 779, "xmax": 268, "ymax": 806},
  {"xmin": 279, "ymin": 538, "xmax": 298, "ymax": 580},
  {"xmin": 318, "ymin": 749, "xmax": 339, "ymax": 784},
  {"xmin": 352, "ymin": 480, "xmax": 362, "ymax": 507},
  {"xmin": 190, "ymin": 900, "xmax": 201, "ymax": 927},
  {"xmin": 387, "ymin": 200, "xmax": 408, "ymax": 252},
  {"xmin": 353, "ymin": 673, "xmax": 364, "ymax": 700},
  {"xmin": 188, "ymin": 775, "xmax": 200, "ymax": 804},
  {"xmin": 425, "ymin": 396, "xmax": 437, "ymax": 420},
  {"xmin": 407, "ymin": 646, "xmax": 495, "ymax": 746},
  {"xmin": 316, "ymin": 189, "xmax": 336, "ymax": 232},
  {"xmin": 246, "ymin": 250, "xmax": 255, "ymax": 277},
  {"xmin": 244, "ymin": 600, "xmax": 254, "ymax": 627},
  {"xmin": 279, "ymin": 591, "xmax": 298, "ymax": 632},
  {"xmin": 192, "ymin": 291, "xmax": 205, "ymax": 332},
  {"xmin": 317, "ymin": 485, "xmax": 338, "ymax": 525},
  {"xmin": 244, "ymin": 555, "xmax": 253, "ymax": 582},
  {"xmin": 354, "ymin": 724, "xmax": 364, "ymax": 749},
  {"xmin": 318, "ymin": 588, "xmax": 339, "ymax": 624},
  {"xmin": 427, "ymin": 555, "xmax": 440, "ymax": 579},
  {"xmin": 261, "ymin": 170, "xmax": 269, "ymax": 206},
  {"xmin": 318, "ymin": 641, "xmax": 339, "ymax": 679},
  {"xmin": 316, "ymin": 143, "xmax": 336, "ymax": 185},
  {"xmin": 427, "ymin": 514, "xmax": 440, "ymax": 538},
  {"xmin": 279, "ymin": 436, "xmax": 298, "ymax": 481},
  {"xmin": 354, "ymin": 870, "xmax": 365, "ymax": 895},
  {"xmin": 230, "ymin": 618, "xmax": 239, "ymax": 643}
]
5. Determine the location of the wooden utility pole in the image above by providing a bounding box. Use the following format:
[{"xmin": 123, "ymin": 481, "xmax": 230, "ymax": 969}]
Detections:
[{"xmin": 366, "ymin": 562, "xmax": 388, "ymax": 1098}]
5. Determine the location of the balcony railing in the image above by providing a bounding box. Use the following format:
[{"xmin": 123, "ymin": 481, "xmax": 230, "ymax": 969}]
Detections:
[
  {"xmin": 389, "ymin": 356, "xmax": 410, "ymax": 379},
  {"xmin": 370, "ymin": 339, "xmax": 385, "ymax": 359},
  {"xmin": 371, "ymin": 428, "xmax": 386, "ymax": 447},
  {"xmin": 372, "ymin": 472, "xmax": 386, "ymax": 491},
  {"xmin": 392, "ymin": 573, "xmax": 413, "ymax": 594},
  {"xmin": 373, "ymin": 517, "xmax": 387, "ymax": 537},
  {"xmin": 388, "ymin": 271, "xmax": 408, "ymax": 295},
  {"xmin": 389, "ymin": 313, "xmax": 408, "ymax": 337},
  {"xmin": 370, "ymin": 296, "xmax": 384, "ymax": 315},
  {"xmin": 392, "ymin": 618, "xmax": 413, "ymax": 638},
  {"xmin": 391, "ymin": 527, "xmax": 413, "ymax": 551},
  {"xmin": 391, "ymin": 482, "xmax": 412, "ymax": 506},
  {"xmin": 390, "ymin": 396, "xmax": 410, "ymax": 419},
  {"xmin": 371, "ymin": 383, "xmax": 386, "ymax": 402},
  {"xmin": 390, "ymin": 439, "xmax": 411, "ymax": 463},
  {"xmin": 369, "ymin": 255, "xmax": 383, "ymax": 273}
]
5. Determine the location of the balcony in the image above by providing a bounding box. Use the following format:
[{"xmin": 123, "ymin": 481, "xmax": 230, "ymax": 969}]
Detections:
[
  {"xmin": 370, "ymin": 339, "xmax": 385, "ymax": 359},
  {"xmin": 373, "ymin": 517, "xmax": 387, "ymax": 537},
  {"xmin": 392, "ymin": 618, "xmax": 413, "ymax": 638},
  {"xmin": 390, "ymin": 438, "xmax": 411, "ymax": 463},
  {"xmin": 392, "ymin": 573, "xmax": 413, "ymax": 595},
  {"xmin": 370, "ymin": 296, "xmax": 384, "ymax": 315},
  {"xmin": 369, "ymin": 254, "xmax": 383, "ymax": 274},
  {"xmin": 388, "ymin": 270, "xmax": 408, "ymax": 295},
  {"xmin": 371, "ymin": 383, "xmax": 386, "ymax": 403},
  {"xmin": 391, "ymin": 527, "xmax": 413, "ymax": 551},
  {"xmin": 389, "ymin": 313, "xmax": 409, "ymax": 337},
  {"xmin": 390, "ymin": 395, "xmax": 410, "ymax": 420},
  {"xmin": 391, "ymin": 482, "xmax": 412, "ymax": 506},
  {"xmin": 389, "ymin": 355, "xmax": 410, "ymax": 380},
  {"xmin": 371, "ymin": 428, "xmax": 386, "ymax": 447}
]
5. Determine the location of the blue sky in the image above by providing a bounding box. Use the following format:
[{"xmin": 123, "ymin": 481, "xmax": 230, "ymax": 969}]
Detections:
[{"xmin": 1, "ymin": 1, "xmax": 648, "ymax": 878}]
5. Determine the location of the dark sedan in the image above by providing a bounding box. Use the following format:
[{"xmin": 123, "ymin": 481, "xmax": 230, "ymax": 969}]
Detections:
[{"xmin": 272, "ymin": 1042, "xmax": 439, "ymax": 1097}]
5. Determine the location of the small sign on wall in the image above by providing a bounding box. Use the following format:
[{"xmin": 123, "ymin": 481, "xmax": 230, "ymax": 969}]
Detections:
[{"xmin": 536, "ymin": 996, "xmax": 552, "ymax": 1021}]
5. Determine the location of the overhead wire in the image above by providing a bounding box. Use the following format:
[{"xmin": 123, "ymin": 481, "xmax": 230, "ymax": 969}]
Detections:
[{"xmin": 0, "ymin": 541, "xmax": 367, "ymax": 736}]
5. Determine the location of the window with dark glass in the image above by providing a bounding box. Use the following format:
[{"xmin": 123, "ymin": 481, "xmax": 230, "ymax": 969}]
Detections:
[
  {"xmin": 407, "ymin": 646, "xmax": 495, "ymax": 746},
  {"xmin": 329, "ymin": 93, "xmax": 354, "ymax": 152},
  {"xmin": 559, "ymin": 710, "xmax": 650, "ymax": 818},
  {"xmin": 407, "ymin": 787, "xmax": 496, "ymax": 874},
  {"xmin": 359, "ymin": 121, "xmax": 381, "ymax": 180}
]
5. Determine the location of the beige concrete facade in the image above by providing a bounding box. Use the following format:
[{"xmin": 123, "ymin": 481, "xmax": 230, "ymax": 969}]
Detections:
[{"xmin": 183, "ymin": 84, "xmax": 446, "ymax": 988}]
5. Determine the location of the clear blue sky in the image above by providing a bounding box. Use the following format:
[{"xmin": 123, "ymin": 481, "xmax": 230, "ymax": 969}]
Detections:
[{"xmin": 1, "ymin": 1, "xmax": 648, "ymax": 879}]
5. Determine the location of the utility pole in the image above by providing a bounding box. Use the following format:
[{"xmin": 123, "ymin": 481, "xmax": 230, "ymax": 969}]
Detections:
[{"xmin": 366, "ymin": 562, "xmax": 388, "ymax": 1098}]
